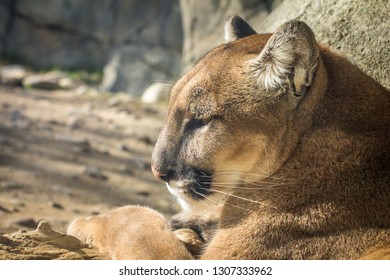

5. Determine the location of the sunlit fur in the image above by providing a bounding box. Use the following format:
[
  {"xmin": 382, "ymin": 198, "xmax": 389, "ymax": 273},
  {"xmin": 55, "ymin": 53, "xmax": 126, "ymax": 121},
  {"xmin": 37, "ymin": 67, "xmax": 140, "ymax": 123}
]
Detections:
[{"xmin": 68, "ymin": 17, "xmax": 390, "ymax": 260}]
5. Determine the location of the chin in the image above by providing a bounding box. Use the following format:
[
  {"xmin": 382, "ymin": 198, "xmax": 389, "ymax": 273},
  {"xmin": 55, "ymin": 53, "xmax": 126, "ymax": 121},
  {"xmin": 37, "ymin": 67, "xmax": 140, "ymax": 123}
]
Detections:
[{"xmin": 166, "ymin": 183, "xmax": 227, "ymax": 215}]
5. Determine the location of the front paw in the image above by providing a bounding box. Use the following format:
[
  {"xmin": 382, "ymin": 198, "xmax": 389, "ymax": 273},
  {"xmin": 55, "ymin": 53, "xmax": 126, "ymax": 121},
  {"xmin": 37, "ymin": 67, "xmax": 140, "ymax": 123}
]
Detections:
[
  {"xmin": 170, "ymin": 213, "xmax": 219, "ymax": 244},
  {"xmin": 67, "ymin": 205, "xmax": 194, "ymax": 259},
  {"xmin": 173, "ymin": 228, "xmax": 204, "ymax": 257}
]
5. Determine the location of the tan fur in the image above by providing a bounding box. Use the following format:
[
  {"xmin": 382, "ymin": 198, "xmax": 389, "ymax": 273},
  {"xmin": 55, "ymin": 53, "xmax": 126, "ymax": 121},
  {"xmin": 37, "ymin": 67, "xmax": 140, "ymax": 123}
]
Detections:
[
  {"xmin": 68, "ymin": 17, "xmax": 390, "ymax": 260},
  {"xmin": 67, "ymin": 206, "xmax": 193, "ymax": 259}
]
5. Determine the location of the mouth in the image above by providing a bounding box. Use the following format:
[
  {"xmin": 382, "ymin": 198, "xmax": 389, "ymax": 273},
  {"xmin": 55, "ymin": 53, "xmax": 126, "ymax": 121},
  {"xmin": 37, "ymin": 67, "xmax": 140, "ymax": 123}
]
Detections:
[{"xmin": 167, "ymin": 168, "xmax": 213, "ymax": 201}]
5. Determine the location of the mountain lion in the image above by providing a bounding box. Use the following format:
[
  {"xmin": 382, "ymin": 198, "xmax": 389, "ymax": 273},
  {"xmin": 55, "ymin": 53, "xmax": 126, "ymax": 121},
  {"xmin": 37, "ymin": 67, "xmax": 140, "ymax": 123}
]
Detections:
[{"xmin": 68, "ymin": 16, "xmax": 390, "ymax": 260}]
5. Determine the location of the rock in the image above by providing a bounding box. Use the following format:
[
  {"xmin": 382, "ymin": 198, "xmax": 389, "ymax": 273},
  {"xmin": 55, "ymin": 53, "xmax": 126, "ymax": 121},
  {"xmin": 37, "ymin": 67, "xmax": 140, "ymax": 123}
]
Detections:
[
  {"xmin": 0, "ymin": 65, "xmax": 28, "ymax": 85},
  {"xmin": 66, "ymin": 117, "xmax": 81, "ymax": 130},
  {"xmin": 256, "ymin": 0, "xmax": 390, "ymax": 90},
  {"xmin": 2, "ymin": 102, "xmax": 10, "ymax": 109},
  {"xmin": 14, "ymin": 218, "xmax": 37, "ymax": 229},
  {"xmin": 107, "ymin": 93, "xmax": 134, "ymax": 107},
  {"xmin": 23, "ymin": 71, "xmax": 75, "ymax": 90},
  {"xmin": 10, "ymin": 110, "xmax": 25, "ymax": 122},
  {"xmin": 1, "ymin": 0, "xmax": 183, "ymax": 95},
  {"xmin": 118, "ymin": 164, "xmax": 134, "ymax": 176},
  {"xmin": 136, "ymin": 191, "xmax": 150, "ymax": 197},
  {"xmin": 49, "ymin": 201, "xmax": 64, "ymax": 210},
  {"xmin": 141, "ymin": 82, "xmax": 171, "ymax": 104},
  {"xmin": 82, "ymin": 165, "xmax": 108, "ymax": 180},
  {"xmin": 74, "ymin": 85, "xmax": 99, "ymax": 97},
  {"xmin": 127, "ymin": 158, "xmax": 149, "ymax": 170},
  {"xmin": 180, "ymin": 0, "xmax": 280, "ymax": 72},
  {"xmin": 0, "ymin": 181, "xmax": 23, "ymax": 191},
  {"xmin": 54, "ymin": 134, "xmax": 91, "ymax": 152},
  {"xmin": 70, "ymin": 208, "xmax": 80, "ymax": 214},
  {"xmin": 119, "ymin": 143, "xmax": 130, "ymax": 152},
  {"xmin": 101, "ymin": 44, "xmax": 181, "ymax": 96},
  {"xmin": 139, "ymin": 135, "xmax": 154, "ymax": 146},
  {"xmin": 0, "ymin": 205, "xmax": 11, "ymax": 213},
  {"xmin": 9, "ymin": 199, "xmax": 26, "ymax": 208},
  {"xmin": 0, "ymin": 221, "xmax": 105, "ymax": 259},
  {"xmin": 51, "ymin": 185, "xmax": 73, "ymax": 197}
]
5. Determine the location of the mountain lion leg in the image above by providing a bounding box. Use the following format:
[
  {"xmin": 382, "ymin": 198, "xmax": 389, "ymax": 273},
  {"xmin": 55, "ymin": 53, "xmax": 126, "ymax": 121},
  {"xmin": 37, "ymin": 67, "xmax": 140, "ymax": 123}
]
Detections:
[{"xmin": 67, "ymin": 205, "xmax": 194, "ymax": 259}]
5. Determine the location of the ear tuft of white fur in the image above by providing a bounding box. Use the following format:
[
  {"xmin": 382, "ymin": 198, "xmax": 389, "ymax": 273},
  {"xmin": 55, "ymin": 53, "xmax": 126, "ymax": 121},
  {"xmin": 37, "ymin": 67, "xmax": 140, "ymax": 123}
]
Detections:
[
  {"xmin": 250, "ymin": 20, "xmax": 319, "ymax": 93},
  {"xmin": 250, "ymin": 40, "xmax": 295, "ymax": 90}
]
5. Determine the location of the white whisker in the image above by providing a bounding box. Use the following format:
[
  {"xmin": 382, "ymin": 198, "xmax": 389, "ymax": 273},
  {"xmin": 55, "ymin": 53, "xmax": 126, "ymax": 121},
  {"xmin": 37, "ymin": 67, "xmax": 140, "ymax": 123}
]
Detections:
[
  {"xmin": 191, "ymin": 187, "xmax": 254, "ymax": 213},
  {"xmin": 203, "ymin": 188, "xmax": 276, "ymax": 209}
]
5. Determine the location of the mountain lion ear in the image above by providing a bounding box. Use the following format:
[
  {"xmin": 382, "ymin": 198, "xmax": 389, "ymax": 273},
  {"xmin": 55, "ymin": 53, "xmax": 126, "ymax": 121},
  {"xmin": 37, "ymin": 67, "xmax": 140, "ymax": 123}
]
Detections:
[
  {"xmin": 250, "ymin": 20, "xmax": 319, "ymax": 96},
  {"xmin": 224, "ymin": 15, "xmax": 257, "ymax": 42}
]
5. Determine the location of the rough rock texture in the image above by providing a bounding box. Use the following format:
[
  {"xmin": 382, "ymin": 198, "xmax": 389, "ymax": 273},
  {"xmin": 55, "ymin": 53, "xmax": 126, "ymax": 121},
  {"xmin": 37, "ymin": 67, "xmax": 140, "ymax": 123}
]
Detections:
[
  {"xmin": 180, "ymin": 0, "xmax": 389, "ymax": 90},
  {"xmin": 179, "ymin": 0, "xmax": 281, "ymax": 72},
  {"xmin": 3, "ymin": 0, "xmax": 387, "ymax": 94},
  {"xmin": 101, "ymin": 44, "xmax": 181, "ymax": 96},
  {"xmin": 0, "ymin": 0, "xmax": 183, "ymax": 95},
  {"xmin": 0, "ymin": 221, "xmax": 105, "ymax": 260},
  {"xmin": 256, "ymin": 0, "xmax": 390, "ymax": 90}
]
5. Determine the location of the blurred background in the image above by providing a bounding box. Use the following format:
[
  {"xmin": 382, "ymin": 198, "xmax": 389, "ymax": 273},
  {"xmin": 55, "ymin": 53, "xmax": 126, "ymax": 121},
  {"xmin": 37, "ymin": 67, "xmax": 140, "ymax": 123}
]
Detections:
[{"xmin": 0, "ymin": 0, "xmax": 388, "ymax": 236}]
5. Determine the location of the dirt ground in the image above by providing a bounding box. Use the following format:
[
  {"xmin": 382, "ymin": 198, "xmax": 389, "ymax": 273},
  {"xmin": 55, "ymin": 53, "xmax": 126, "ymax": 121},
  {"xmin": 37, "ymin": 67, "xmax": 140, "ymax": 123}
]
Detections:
[{"xmin": 0, "ymin": 84, "xmax": 179, "ymax": 237}]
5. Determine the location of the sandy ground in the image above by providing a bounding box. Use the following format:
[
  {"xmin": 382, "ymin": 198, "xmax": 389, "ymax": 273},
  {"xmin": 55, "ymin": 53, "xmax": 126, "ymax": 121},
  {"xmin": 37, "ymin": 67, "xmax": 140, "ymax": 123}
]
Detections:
[{"xmin": 0, "ymin": 84, "xmax": 179, "ymax": 236}]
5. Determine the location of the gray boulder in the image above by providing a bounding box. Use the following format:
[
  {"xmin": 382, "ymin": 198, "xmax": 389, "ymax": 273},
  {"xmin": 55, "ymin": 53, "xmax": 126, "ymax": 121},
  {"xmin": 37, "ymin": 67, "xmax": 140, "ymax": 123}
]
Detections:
[
  {"xmin": 180, "ymin": 0, "xmax": 389, "ymax": 91},
  {"xmin": 2, "ymin": 0, "xmax": 111, "ymax": 69},
  {"xmin": 257, "ymin": 0, "xmax": 390, "ymax": 90},
  {"xmin": 1, "ymin": 0, "xmax": 183, "ymax": 95},
  {"xmin": 101, "ymin": 45, "xmax": 181, "ymax": 96},
  {"xmin": 179, "ymin": 0, "xmax": 281, "ymax": 72},
  {"xmin": 0, "ymin": 2, "xmax": 10, "ymax": 53}
]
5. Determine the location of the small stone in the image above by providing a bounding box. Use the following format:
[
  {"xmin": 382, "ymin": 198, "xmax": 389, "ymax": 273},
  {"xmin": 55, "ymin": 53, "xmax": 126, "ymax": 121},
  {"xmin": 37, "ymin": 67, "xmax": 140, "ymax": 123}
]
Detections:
[
  {"xmin": 54, "ymin": 134, "xmax": 91, "ymax": 152},
  {"xmin": 139, "ymin": 135, "xmax": 154, "ymax": 145},
  {"xmin": 58, "ymin": 77, "xmax": 75, "ymax": 89},
  {"xmin": 0, "ymin": 65, "xmax": 27, "ymax": 85},
  {"xmin": 76, "ymin": 86, "xmax": 99, "ymax": 97},
  {"xmin": 82, "ymin": 165, "xmax": 108, "ymax": 180},
  {"xmin": 66, "ymin": 117, "xmax": 81, "ymax": 130},
  {"xmin": 118, "ymin": 164, "xmax": 134, "ymax": 175},
  {"xmin": 15, "ymin": 218, "xmax": 37, "ymax": 228},
  {"xmin": 0, "ymin": 181, "xmax": 23, "ymax": 191},
  {"xmin": 9, "ymin": 199, "xmax": 25, "ymax": 207},
  {"xmin": 136, "ymin": 191, "xmax": 150, "ymax": 197},
  {"xmin": 10, "ymin": 110, "xmax": 25, "ymax": 123},
  {"xmin": 0, "ymin": 205, "xmax": 11, "ymax": 213},
  {"xmin": 119, "ymin": 143, "xmax": 130, "ymax": 151},
  {"xmin": 2, "ymin": 102, "xmax": 10, "ymax": 108},
  {"xmin": 49, "ymin": 201, "xmax": 64, "ymax": 210},
  {"xmin": 107, "ymin": 93, "xmax": 133, "ymax": 107},
  {"xmin": 70, "ymin": 208, "xmax": 80, "ymax": 214},
  {"xmin": 128, "ymin": 158, "xmax": 149, "ymax": 170},
  {"xmin": 23, "ymin": 71, "xmax": 75, "ymax": 90}
]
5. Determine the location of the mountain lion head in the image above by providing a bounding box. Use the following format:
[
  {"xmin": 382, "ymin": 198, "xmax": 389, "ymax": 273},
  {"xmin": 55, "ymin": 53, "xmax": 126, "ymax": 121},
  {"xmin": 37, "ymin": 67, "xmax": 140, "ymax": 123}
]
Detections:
[{"xmin": 151, "ymin": 17, "xmax": 320, "ymax": 213}]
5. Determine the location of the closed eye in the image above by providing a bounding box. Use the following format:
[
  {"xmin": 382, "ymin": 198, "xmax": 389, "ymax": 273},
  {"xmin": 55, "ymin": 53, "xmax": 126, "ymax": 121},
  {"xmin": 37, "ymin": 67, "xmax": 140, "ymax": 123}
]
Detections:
[{"xmin": 185, "ymin": 118, "xmax": 208, "ymax": 131}]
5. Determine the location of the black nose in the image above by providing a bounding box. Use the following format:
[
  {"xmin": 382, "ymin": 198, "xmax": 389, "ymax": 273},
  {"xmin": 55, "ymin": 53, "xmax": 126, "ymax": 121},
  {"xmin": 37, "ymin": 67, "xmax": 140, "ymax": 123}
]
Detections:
[{"xmin": 152, "ymin": 166, "xmax": 174, "ymax": 182}]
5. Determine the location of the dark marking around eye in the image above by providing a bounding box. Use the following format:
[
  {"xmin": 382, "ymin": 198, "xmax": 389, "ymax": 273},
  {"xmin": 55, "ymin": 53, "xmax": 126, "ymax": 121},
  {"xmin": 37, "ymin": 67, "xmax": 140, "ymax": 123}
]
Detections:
[{"xmin": 185, "ymin": 118, "xmax": 206, "ymax": 131}]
